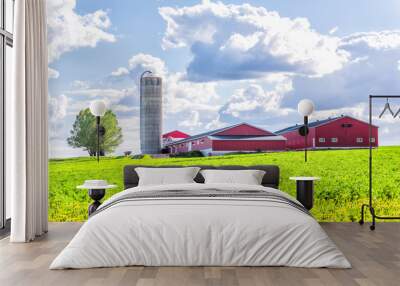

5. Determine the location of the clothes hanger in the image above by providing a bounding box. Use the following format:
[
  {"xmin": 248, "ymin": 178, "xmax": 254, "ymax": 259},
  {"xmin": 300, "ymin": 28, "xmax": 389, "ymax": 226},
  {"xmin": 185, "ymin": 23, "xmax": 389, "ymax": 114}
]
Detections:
[
  {"xmin": 379, "ymin": 98, "xmax": 395, "ymax": 118},
  {"xmin": 394, "ymin": 106, "xmax": 400, "ymax": 118}
]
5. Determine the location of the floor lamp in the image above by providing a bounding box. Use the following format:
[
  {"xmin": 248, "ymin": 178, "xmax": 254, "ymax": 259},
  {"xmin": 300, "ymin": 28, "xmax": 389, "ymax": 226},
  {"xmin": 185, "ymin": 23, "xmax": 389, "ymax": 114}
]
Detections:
[
  {"xmin": 89, "ymin": 100, "xmax": 106, "ymax": 162},
  {"xmin": 298, "ymin": 99, "xmax": 315, "ymax": 162}
]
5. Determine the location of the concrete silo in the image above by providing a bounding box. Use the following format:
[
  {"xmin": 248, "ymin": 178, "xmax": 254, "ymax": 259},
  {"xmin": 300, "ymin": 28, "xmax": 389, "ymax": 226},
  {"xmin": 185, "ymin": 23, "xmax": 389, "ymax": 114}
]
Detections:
[{"xmin": 140, "ymin": 71, "xmax": 162, "ymax": 154}]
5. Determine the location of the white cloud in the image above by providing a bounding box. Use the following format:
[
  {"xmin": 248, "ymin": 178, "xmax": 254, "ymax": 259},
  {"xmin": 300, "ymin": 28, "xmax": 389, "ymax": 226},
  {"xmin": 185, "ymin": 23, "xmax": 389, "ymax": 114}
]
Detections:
[
  {"xmin": 329, "ymin": 26, "xmax": 339, "ymax": 35},
  {"xmin": 205, "ymin": 114, "xmax": 228, "ymax": 130},
  {"xmin": 111, "ymin": 67, "xmax": 129, "ymax": 77},
  {"xmin": 112, "ymin": 105, "xmax": 139, "ymax": 113},
  {"xmin": 159, "ymin": 1, "xmax": 350, "ymax": 81},
  {"xmin": 220, "ymin": 76, "xmax": 293, "ymax": 119},
  {"xmin": 341, "ymin": 31, "xmax": 400, "ymax": 50},
  {"xmin": 128, "ymin": 53, "xmax": 167, "ymax": 79},
  {"xmin": 48, "ymin": 67, "xmax": 60, "ymax": 79},
  {"xmin": 282, "ymin": 39, "xmax": 400, "ymax": 111},
  {"xmin": 64, "ymin": 88, "xmax": 136, "ymax": 116},
  {"xmin": 110, "ymin": 53, "xmax": 168, "ymax": 83},
  {"xmin": 49, "ymin": 94, "xmax": 68, "ymax": 122},
  {"xmin": 164, "ymin": 72, "xmax": 220, "ymax": 114},
  {"xmin": 71, "ymin": 80, "xmax": 90, "ymax": 89},
  {"xmin": 47, "ymin": 0, "xmax": 116, "ymax": 63},
  {"xmin": 179, "ymin": 111, "xmax": 203, "ymax": 129},
  {"xmin": 66, "ymin": 88, "xmax": 134, "ymax": 100},
  {"xmin": 48, "ymin": 94, "xmax": 69, "ymax": 140},
  {"xmin": 223, "ymin": 86, "xmax": 264, "ymax": 117},
  {"xmin": 312, "ymin": 103, "xmax": 367, "ymax": 121}
]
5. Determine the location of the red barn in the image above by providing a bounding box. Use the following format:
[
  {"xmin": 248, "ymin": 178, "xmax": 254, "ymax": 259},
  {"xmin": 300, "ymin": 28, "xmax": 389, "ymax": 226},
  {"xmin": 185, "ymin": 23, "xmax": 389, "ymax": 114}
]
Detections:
[
  {"xmin": 162, "ymin": 130, "xmax": 190, "ymax": 147},
  {"xmin": 275, "ymin": 115, "xmax": 378, "ymax": 149},
  {"xmin": 166, "ymin": 123, "xmax": 286, "ymax": 156}
]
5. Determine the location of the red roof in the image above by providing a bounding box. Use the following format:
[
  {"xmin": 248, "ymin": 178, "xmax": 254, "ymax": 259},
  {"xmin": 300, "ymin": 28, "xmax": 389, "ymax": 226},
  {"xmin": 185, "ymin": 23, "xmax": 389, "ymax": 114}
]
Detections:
[
  {"xmin": 214, "ymin": 123, "xmax": 274, "ymax": 136},
  {"xmin": 165, "ymin": 123, "xmax": 279, "ymax": 146},
  {"xmin": 275, "ymin": 115, "xmax": 378, "ymax": 134},
  {"xmin": 163, "ymin": 130, "xmax": 190, "ymax": 139}
]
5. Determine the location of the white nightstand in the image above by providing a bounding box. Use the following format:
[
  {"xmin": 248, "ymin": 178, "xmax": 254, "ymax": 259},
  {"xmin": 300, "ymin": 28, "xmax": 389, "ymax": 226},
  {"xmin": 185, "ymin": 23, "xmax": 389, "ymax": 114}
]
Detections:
[{"xmin": 77, "ymin": 180, "xmax": 117, "ymax": 216}]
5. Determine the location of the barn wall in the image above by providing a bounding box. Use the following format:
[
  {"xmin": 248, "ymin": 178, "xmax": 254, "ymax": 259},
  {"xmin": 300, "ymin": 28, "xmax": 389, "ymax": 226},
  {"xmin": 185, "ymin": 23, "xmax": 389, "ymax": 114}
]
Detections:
[
  {"xmin": 212, "ymin": 140, "xmax": 286, "ymax": 151},
  {"xmin": 281, "ymin": 128, "xmax": 316, "ymax": 149},
  {"xmin": 315, "ymin": 117, "xmax": 378, "ymax": 148},
  {"xmin": 190, "ymin": 137, "xmax": 213, "ymax": 151},
  {"xmin": 168, "ymin": 136, "xmax": 212, "ymax": 154},
  {"xmin": 169, "ymin": 142, "xmax": 189, "ymax": 153}
]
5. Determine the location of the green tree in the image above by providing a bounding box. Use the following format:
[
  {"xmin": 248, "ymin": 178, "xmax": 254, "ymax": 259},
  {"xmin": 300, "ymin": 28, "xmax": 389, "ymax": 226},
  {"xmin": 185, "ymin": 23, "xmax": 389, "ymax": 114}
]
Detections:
[{"xmin": 67, "ymin": 108, "xmax": 123, "ymax": 156}]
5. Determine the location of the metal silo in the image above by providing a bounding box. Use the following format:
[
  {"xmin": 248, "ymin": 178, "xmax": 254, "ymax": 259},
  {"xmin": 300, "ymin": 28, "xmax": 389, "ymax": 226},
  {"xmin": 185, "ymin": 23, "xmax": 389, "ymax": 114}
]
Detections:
[{"xmin": 140, "ymin": 71, "xmax": 162, "ymax": 154}]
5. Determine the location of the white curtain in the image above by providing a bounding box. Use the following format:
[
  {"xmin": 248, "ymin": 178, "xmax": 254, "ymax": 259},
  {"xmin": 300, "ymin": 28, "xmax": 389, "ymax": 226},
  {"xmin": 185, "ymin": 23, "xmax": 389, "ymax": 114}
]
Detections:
[{"xmin": 10, "ymin": 0, "xmax": 48, "ymax": 242}]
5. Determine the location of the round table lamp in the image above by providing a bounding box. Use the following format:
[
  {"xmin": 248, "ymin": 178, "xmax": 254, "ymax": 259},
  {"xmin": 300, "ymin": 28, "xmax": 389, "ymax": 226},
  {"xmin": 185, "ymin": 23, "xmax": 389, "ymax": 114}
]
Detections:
[
  {"xmin": 90, "ymin": 100, "xmax": 106, "ymax": 117},
  {"xmin": 297, "ymin": 99, "xmax": 315, "ymax": 162},
  {"xmin": 89, "ymin": 100, "xmax": 106, "ymax": 162},
  {"xmin": 298, "ymin": 99, "xmax": 315, "ymax": 117}
]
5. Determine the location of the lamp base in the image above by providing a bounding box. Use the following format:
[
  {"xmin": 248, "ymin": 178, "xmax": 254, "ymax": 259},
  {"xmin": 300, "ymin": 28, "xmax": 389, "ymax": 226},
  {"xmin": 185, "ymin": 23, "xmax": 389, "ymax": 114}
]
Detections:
[{"xmin": 88, "ymin": 189, "xmax": 105, "ymax": 216}]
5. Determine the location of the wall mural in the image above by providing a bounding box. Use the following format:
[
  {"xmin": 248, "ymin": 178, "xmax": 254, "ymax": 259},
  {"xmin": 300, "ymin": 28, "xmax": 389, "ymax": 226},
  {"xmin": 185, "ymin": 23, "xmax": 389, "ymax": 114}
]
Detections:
[{"xmin": 47, "ymin": 0, "xmax": 400, "ymax": 222}]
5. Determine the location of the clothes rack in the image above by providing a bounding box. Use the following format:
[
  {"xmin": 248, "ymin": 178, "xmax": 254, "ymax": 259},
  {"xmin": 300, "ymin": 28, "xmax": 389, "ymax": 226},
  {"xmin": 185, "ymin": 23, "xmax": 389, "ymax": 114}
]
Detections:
[{"xmin": 359, "ymin": 95, "xmax": 400, "ymax": 230}]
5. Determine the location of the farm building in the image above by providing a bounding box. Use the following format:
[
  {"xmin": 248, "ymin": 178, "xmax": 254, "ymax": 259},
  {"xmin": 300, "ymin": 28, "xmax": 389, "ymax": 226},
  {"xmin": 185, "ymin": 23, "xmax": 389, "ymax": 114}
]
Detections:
[
  {"xmin": 162, "ymin": 130, "xmax": 190, "ymax": 147},
  {"xmin": 275, "ymin": 115, "xmax": 378, "ymax": 149},
  {"xmin": 166, "ymin": 123, "xmax": 286, "ymax": 155}
]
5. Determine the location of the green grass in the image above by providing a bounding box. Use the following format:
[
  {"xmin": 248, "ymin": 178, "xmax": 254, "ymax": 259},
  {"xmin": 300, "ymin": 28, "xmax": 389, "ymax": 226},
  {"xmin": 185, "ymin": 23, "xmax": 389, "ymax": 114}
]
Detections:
[{"xmin": 49, "ymin": 146, "xmax": 400, "ymax": 222}]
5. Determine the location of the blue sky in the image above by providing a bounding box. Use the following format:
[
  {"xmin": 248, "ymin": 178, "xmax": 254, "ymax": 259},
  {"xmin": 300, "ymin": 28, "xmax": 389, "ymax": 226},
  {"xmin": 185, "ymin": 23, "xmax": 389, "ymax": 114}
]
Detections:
[{"xmin": 48, "ymin": 0, "xmax": 400, "ymax": 157}]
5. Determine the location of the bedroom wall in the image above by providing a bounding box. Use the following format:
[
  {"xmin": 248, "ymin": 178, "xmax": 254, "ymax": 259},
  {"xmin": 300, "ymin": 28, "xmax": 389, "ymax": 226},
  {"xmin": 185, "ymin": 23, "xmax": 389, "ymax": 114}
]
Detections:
[
  {"xmin": 47, "ymin": 0, "xmax": 400, "ymax": 159},
  {"xmin": 46, "ymin": 1, "xmax": 400, "ymax": 222}
]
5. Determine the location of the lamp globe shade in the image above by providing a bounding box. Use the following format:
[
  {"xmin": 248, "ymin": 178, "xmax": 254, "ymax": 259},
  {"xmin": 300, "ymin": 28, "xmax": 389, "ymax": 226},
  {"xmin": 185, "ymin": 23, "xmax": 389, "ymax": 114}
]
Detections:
[
  {"xmin": 90, "ymin": 100, "xmax": 106, "ymax": 117},
  {"xmin": 298, "ymin": 99, "xmax": 315, "ymax": 116}
]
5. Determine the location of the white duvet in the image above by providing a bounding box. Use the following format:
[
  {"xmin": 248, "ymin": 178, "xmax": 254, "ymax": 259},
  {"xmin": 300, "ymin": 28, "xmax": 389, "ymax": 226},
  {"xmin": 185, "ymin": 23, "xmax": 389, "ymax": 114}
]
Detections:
[{"xmin": 50, "ymin": 183, "xmax": 351, "ymax": 269}]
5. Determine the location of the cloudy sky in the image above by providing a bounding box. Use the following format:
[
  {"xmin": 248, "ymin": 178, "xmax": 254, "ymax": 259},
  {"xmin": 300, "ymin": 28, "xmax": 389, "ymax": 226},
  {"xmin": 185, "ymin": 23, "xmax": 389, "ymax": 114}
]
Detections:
[{"xmin": 48, "ymin": 0, "xmax": 400, "ymax": 158}]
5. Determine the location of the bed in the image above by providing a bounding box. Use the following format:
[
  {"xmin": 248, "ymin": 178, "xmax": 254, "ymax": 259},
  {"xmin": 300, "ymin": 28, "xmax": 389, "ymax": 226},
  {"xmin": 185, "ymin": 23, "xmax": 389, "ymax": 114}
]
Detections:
[{"xmin": 50, "ymin": 165, "xmax": 350, "ymax": 269}]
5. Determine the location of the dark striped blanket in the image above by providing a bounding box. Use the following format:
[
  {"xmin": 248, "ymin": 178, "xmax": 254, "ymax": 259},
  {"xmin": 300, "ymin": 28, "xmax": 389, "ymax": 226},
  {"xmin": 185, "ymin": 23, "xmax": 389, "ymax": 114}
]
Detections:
[{"xmin": 91, "ymin": 188, "xmax": 310, "ymax": 217}]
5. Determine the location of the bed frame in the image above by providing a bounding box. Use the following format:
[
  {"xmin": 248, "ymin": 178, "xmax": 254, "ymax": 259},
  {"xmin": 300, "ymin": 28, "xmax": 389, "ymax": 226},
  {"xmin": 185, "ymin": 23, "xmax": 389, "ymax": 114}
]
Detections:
[{"xmin": 123, "ymin": 165, "xmax": 280, "ymax": 190}]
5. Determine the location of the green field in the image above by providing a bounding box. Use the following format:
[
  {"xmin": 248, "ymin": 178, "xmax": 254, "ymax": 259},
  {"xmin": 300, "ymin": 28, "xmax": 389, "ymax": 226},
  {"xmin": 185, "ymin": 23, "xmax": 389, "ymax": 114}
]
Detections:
[{"xmin": 49, "ymin": 146, "xmax": 400, "ymax": 222}]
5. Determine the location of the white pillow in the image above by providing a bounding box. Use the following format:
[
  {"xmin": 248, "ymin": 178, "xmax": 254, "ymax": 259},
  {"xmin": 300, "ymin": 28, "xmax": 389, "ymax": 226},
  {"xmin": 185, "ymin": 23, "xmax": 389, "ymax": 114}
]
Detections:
[
  {"xmin": 135, "ymin": 167, "xmax": 201, "ymax": 186},
  {"xmin": 200, "ymin": 169, "xmax": 266, "ymax": 185}
]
